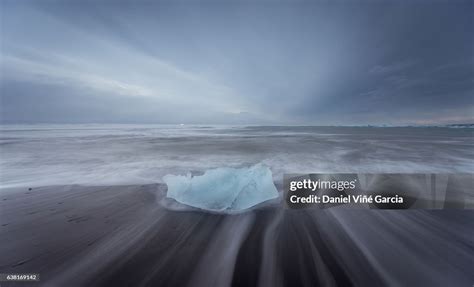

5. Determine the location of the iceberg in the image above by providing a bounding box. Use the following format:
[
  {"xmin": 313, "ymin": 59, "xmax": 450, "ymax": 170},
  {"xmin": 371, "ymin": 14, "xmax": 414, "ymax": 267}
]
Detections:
[{"xmin": 163, "ymin": 164, "xmax": 279, "ymax": 212}]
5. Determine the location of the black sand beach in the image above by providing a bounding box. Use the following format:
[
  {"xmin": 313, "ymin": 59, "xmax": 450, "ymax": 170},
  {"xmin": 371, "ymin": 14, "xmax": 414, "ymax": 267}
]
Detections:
[{"xmin": 1, "ymin": 184, "xmax": 473, "ymax": 287}]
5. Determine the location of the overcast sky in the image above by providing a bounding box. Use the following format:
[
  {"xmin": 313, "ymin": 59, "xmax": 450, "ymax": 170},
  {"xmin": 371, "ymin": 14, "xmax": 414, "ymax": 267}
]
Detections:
[{"xmin": 1, "ymin": 0, "xmax": 472, "ymax": 125}]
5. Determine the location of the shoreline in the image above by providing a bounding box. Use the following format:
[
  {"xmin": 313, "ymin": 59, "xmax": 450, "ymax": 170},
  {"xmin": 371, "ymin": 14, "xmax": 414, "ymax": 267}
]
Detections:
[{"xmin": 0, "ymin": 184, "xmax": 473, "ymax": 286}]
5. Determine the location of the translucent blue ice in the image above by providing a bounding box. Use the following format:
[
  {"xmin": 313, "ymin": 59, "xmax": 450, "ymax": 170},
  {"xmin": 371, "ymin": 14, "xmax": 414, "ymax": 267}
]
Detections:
[{"xmin": 163, "ymin": 164, "xmax": 279, "ymax": 212}]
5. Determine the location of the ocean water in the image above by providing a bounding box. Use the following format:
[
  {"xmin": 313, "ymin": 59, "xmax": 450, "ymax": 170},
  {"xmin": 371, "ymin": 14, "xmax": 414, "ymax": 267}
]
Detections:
[
  {"xmin": 0, "ymin": 124, "xmax": 473, "ymax": 188},
  {"xmin": 1, "ymin": 125, "xmax": 474, "ymax": 287}
]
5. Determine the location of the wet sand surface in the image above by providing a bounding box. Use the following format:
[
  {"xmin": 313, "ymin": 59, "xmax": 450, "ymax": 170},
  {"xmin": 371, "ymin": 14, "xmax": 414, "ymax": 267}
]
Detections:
[{"xmin": 0, "ymin": 184, "xmax": 473, "ymax": 286}]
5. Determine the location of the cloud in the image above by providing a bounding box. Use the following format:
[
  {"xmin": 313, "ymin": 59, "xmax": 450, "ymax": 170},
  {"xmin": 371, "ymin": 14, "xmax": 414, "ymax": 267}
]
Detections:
[
  {"xmin": 2, "ymin": 55, "xmax": 155, "ymax": 97},
  {"xmin": 1, "ymin": 1, "xmax": 472, "ymax": 125},
  {"xmin": 369, "ymin": 60, "xmax": 417, "ymax": 75}
]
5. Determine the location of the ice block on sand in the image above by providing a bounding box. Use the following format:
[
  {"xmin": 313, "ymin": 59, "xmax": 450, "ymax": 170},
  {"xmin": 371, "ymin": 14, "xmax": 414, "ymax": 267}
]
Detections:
[{"xmin": 163, "ymin": 164, "xmax": 279, "ymax": 212}]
